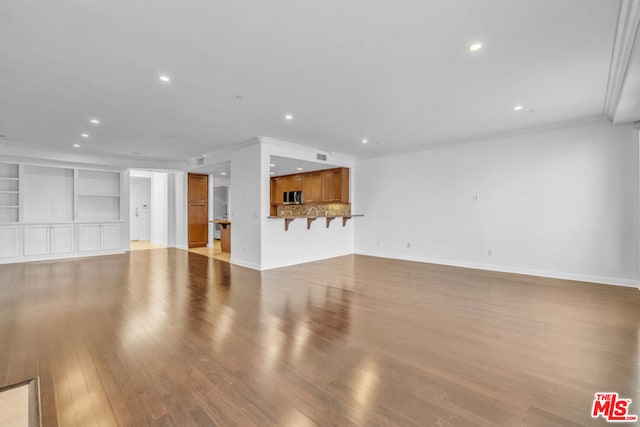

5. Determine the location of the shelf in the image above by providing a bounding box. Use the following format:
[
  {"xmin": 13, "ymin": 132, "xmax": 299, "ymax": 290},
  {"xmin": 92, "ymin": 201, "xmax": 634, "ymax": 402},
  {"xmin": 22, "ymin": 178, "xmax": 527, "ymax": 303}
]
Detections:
[
  {"xmin": 78, "ymin": 194, "xmax": 120, "ymax": 197},
  {"xmin": 0, "ymin": 206, "xmax": 18, "ymax": 208},
  {"xmin": 0, "ymin": 191, "xmax": 18, "ymax": 194},
  {"xmin": 268, "ymin": 214, "xmax": 364, "ymax": 231},
  {"xmin": 0, "ymin": 177, "xmax": 19, "ymax": 181}
]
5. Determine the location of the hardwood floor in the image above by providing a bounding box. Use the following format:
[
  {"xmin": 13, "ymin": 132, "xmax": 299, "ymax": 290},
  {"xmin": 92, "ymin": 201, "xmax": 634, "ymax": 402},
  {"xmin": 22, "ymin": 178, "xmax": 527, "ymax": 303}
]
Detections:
[
  {"xmin": 189, "ymin": 240, "xmax": 230, "ymax": 263},
  {"xmin": 0, "ymin": 250, "xmax": 638, "ymax": 426}
]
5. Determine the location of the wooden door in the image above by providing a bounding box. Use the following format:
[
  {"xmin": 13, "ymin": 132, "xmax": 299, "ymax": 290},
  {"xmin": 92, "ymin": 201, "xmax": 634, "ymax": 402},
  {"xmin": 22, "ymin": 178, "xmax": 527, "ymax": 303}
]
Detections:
[{"xmin": 188, "ymin": 173, "xmax": 208, "ymax": 248}]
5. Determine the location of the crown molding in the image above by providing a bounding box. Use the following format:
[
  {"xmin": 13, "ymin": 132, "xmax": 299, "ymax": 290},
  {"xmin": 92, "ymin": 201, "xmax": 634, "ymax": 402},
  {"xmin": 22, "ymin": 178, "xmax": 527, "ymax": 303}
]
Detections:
[
  {"xmin": 603, "ymin": 0, "xmax": 640, "ymax": 119},
  {"xmin": 0, "ymin": 138, "xmax": 189, "ymax": 170},
  {"xmin": 358, "ymin": 115, "xmax": 610, "ymax": 161}
]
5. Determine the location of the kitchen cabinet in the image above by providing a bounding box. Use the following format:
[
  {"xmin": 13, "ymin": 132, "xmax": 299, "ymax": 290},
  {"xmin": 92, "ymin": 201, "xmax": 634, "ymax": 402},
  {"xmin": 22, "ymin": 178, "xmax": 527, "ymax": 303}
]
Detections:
[
  {"xmin": 270, "ymin": 167, "xmax": 350, "ymax": 208},
  {"xmin": 302, "ymin": 173, "xmax": 323, "ymax": 203}
]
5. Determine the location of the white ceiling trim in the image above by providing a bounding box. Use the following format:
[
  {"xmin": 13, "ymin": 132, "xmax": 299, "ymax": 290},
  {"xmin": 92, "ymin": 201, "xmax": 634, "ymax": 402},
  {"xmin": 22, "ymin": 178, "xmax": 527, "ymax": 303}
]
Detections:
[
  {"xmin": 604, "ymin": 0, "xmax": 640, "ymax": 120},
  {"xmin": 358, "ymin": 115, "xmax": 609, "ymax": 160},
  {"xmin": 0, "ymin": 138, "xmax": 188, "ymax": 170}
]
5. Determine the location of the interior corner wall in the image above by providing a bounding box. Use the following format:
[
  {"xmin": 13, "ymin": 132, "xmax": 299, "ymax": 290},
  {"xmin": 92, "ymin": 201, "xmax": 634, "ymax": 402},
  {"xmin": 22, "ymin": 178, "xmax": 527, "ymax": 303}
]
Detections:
[
  {"xmin": 174, "ymin": 172, "xmax": 187, "ymax": 250},
  {"xmin": 259, "ymin": 139, "xmax": 355, "ymax": 270},
  {"xmin": 150, "ymin": 172, "xmax": 168, "ymax": 246},
  {"xmin": 354, "ymin": 120, "xmax": 640, "ymax": 287},
  {"xmin": 167, "ymin": 173, "xmax": 176, "ymax": 247},
  {"xmin": 190, "ymin": 142, "xmax": 262, "ymax": 269}
]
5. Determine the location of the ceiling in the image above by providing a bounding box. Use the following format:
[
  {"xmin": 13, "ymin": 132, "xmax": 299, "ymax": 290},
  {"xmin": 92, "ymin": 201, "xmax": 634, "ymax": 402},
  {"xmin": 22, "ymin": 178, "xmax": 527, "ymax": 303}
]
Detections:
[
  {"xmin": 0, "ymin": 0, "xmax": 626, "ymax": 162},
  {"xmin": 190, "ymin": 161, "xmax": 231, "ymax": 178}
]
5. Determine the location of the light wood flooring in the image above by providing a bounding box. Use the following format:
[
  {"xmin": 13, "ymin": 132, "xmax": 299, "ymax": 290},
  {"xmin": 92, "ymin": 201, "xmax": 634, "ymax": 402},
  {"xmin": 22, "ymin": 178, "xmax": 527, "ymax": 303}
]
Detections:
[
  {"xmin": 0, "ymin": 250, "xmax": 638, "ymax": 426},
  {"xmin": 0, "ymin": 384, "xmax": 29, "ymax": 427},
  {"xmin": 189, "ymin": 240, "xmax": 230, "ymax": 263},
  {"xmin": 129, "ymin": 241, "xmax": 167, "ymax": 251}
]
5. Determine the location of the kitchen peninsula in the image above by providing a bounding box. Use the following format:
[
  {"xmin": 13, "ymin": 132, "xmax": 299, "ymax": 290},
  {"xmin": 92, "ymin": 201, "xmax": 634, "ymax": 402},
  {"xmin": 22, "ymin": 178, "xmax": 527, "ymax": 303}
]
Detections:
[
  {"xmin": 210, "ymin": 219, "xmax": 231, "ymax": 252},
  {"xmin": 268, "ymin": 167, "xmax": 363, "ymax": 230}
]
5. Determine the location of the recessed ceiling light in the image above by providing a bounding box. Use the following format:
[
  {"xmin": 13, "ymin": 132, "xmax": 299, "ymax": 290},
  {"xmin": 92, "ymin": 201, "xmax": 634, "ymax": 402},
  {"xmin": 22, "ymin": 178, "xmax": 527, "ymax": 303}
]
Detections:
[
  {"xmin": 220, "ymin": 172, "xmax": 227, "ymax": 176},
  {"xmin": 285, "ymin": 114, "xmax": 293, "ymax": 120},
  {"xmin": 361, "ymin": 139, "xmax": 368, "ymax": 144},
  {"xmin": 296, "ymin": 167, "xmax": 303, "ymax": 171},
  {"xmin": 513, "ymin": 105, "xmax": 523, "ymax": 111},
  {"xmin": 159, "ymin": 74, "xmax": 171, "ymax": 83},
  {"xmin": 73, "ymin": 144, "xmax": 80, "ymax": 148},
  {"xmin": 90, "ymin": 118, "xmax": 100, "ymax": 125},
  {"xmin": 269, "ymin": 163, "xmax": 275, "ymax": 167},
  {"xmin": 270, "ymin": 171, "xmax": 275, "ymax": 175},
  {"xmin": 81, "ymin": 133, "xmax": 89, "ymax": 138},
  {"xmin": 469, "ymin": 42, "xmax": 483, "ymax": 52}
]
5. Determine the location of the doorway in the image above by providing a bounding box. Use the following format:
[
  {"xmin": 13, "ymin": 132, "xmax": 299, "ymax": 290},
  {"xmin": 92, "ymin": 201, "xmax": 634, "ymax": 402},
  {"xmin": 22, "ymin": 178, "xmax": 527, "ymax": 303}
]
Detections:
[{"xmin": 130, "ymin": 177, "xmax": 151, "ymax": 241}]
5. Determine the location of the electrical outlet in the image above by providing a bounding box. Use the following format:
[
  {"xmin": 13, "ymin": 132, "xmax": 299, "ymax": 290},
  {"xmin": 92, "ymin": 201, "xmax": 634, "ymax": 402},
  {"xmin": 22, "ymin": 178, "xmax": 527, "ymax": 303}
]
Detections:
[
  {"xmin": 243, "ymin": 248, "xmax": 247, "ymax": 254},
  {"xmin": 406, "ymin": 242, "xmax": 411, "ymax": 249},
  {"xmin": 487, "ymin": 249, "xmax": 493, "ymax": 256}
]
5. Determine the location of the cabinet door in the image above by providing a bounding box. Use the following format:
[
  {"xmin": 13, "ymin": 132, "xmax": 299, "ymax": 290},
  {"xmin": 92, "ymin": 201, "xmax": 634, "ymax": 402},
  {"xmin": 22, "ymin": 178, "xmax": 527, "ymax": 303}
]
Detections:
[
  {"xmin": 24, "ymin": 225, "xmax": 50, "ymax": 256},
  {"xmin": 332, "ymin": 170, "xmax": 343, "ymax": 202},
  {"xmin": 322, "ymin": 171, "xmax": 333, "ymax": 202},
  {"xmin": 101, "ymin": 224, "xmax": 121, "ymax": 250},
  {"xmin": 51, "ymin": 225, "xmax": 73, "ymax": 254},
  {"xmin": 79, "ymin": 224, "xmax": 101, "ymax": 252},
  {"xmin": 312, "ymin": 174, "xmax": 323, "ymax": 202},
  {"xmin": 272, "ymin": 178, "xmax": 284, "ymax": 204},
  {"xmin": 304, "ymin": 173, "xmax": 322, "ymax": 202},
  {"xmin": 0, "ymin": 226, "xmax": 19, "ymax": 258},
  {"xmin": 290, "ymin": 176, "xmax": 303, "ymax": 191}
]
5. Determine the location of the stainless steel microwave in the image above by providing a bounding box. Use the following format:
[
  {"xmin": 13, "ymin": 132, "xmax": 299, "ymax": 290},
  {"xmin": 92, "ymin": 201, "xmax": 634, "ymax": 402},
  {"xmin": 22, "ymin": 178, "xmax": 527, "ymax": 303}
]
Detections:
[{"xmin": 283, "ymin": 191, "xmax": 302, "ymax": 204}]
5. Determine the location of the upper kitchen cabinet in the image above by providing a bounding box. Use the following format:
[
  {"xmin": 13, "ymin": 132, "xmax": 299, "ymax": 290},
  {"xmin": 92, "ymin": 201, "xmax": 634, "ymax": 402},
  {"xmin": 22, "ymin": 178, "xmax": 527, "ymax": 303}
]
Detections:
[
  {"xmin": 270, "ymin": 167, "xmax": 349, "ymax": 207},
  {"xmin": 302, "ymin": 173, "xmax": 323, "ymax": 203}
]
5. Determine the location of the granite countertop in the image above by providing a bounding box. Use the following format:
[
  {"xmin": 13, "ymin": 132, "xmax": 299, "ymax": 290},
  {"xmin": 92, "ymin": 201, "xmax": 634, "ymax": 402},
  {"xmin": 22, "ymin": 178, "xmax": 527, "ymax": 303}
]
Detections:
[{"xmin": 210, "ymin": 219, "xmax": 231, "ymax": 224}]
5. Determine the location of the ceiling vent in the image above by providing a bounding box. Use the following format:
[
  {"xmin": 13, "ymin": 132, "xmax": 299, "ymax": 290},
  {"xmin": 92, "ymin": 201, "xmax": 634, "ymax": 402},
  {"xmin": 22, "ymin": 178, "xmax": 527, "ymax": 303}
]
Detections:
[
  {"xmin": 197, "ymin": 156, "xmax": 205, "ymax": 166},
  {"xmin": 316, "ymin": 152, "xmax": 327, "ymax": 161}
]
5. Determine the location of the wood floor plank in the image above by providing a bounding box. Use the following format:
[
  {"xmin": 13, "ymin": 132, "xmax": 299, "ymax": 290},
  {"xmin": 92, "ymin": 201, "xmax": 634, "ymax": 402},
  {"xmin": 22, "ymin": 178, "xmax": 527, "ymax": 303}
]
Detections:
[{"xmin": 0, "ymin": 249, "xmax": 639, "ymax": 426}]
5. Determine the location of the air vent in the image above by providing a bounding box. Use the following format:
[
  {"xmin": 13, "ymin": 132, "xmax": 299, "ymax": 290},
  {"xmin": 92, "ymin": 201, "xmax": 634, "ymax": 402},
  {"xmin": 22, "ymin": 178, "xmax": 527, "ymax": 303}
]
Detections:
[
  {"xmin": 197, "ymin": 157, "xmax": 205, "ymax": 166},
  {"xmin": 316, "ymin": 153, "xmax": 327, "ymax": 161}
]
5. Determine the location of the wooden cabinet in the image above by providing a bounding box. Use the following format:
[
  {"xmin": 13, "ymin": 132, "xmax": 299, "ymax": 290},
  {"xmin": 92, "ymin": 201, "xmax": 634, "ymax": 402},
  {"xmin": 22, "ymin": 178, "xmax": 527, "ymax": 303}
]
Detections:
[
  {"xmin": 271, "ymin": 177, "xmax": 284, "ymax": 204},
  {"xmin": 302, "ymin": 173, "xmax": 323, "ymax": 203},
  {"xmin": 270, "ymin": 167, "xmax": 349, "ymax": 208}
]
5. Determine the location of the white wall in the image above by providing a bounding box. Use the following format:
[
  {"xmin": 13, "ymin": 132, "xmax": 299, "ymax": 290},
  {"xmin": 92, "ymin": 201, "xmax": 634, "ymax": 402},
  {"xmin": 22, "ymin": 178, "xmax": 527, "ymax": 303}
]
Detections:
[
  {"xmin": 260, "ymin": 137, "xmax": 355, "ymax": 269},
  {"xmin": 150, "ymin": 172, "xmax": 168, "ymax": 246},
  {"xmin": 190, "ymin": 141, "xmax": 262, "ymax": 269},
  {"xmin": 354, "ymin": 120, "xmax": 640, "ymax": 287}
]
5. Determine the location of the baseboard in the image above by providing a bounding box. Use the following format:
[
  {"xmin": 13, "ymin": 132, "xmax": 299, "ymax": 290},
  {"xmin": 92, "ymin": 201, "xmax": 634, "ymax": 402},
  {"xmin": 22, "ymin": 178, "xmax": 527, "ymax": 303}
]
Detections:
[
  {"xmin": 354, "ymin": 249, "xmax": 640, "ymax": 289},
  {"xmin": 0, "ymin": 250, "xmax": 126, "ymax": 265},
  {"xmin": 173, "ymin": 244, "xmax": 189, "ymax": 251},
  {"xmin": 259, "ymin": 250, "xmax": 354, "ymax": 271},
  {"xmin": 230, "ymin": 258, "xmax": 261, "ymax": 270}
]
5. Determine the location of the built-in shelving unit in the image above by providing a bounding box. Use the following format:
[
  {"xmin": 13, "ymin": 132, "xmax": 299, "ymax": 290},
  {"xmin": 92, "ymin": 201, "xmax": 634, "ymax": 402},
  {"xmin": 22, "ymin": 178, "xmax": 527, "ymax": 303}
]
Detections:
[
  {"xmin": 23, "ymin": 165, "xmax": 74, "ymax": 222},
  {"xmin": 0, "ymin": 163, "xmax": 19, "ymax": 222},
  {"xmin": 77, "ymin": 170, "xmax": 121, "ymax": 221},
  {"xmin": 0, "ymin": 162, "xmax": 125, "ymax": 263}
]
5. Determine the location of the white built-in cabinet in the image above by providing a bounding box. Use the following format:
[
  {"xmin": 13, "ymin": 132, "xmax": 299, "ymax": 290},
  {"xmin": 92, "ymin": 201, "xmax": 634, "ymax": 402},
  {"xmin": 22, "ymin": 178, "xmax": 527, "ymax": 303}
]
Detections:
[
  {"xmin": 0, "ymin": 161, "xmax": 125, "ymax": 263},
  {"xmin": 24, "ymin": 224, "xmax": 74, "ymax": 256},
  {"xmin": 79, "ymin": 223, "xmax": 122, "ymax": 252}
]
